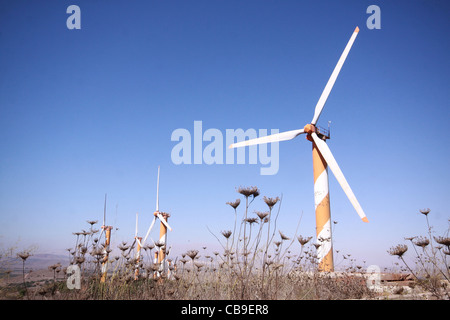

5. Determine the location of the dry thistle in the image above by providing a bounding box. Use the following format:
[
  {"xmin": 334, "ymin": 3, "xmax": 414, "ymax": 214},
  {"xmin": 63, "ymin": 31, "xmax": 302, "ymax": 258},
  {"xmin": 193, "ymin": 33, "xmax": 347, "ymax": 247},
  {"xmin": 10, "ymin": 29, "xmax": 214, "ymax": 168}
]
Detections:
[
  {"xmin": 154, "ymin": 240, "xmax": 165, "ymax": 248},
  {"xmin": 194, "ymin": 262, "xmax": 204, "ymax": 270},
  {"xmin": 237, "ymin": 186, "xmax": 260, "ymax": 198},
  {"xmin": 226, "ymin": 199, "xmax": 241, "ymax": 210},
  {"xmin": 87, "ymin": 220, "xmax": 98, "ymax": 226},
  {"xmin": 186, "ymin": 249, "xmax": 199, "ymax": 260},
  {"xmin": 221, "ymin": 230, "xmax": 232, "ymax": 239},
  {"xmin": 297, "ymin": 235, "xmax": 312, "ymax": 246},
  {"xmin": 17, "ymin": 251, "xmax": 30, "ymax": 261},
  {"xmin": 413, "ymin": 236, "xmax": 429, "ymax": 248},
  {"xmin": 245, "ymin": 217, "xmax": 259, "ymax": 225},
  {"xmin": 263, "ymin": 196, "xmax": 279, "ymax": 209},
  {"xmin": 419, "ymin": 208, "xmax": 430, "ymax": 216},
  {"xmin": 255, "ymin": 211, "xmax": 269, "ymax": 220},
  {"xmin": 434, "ymin": 236, "xmax": 450, "ymax": 246},
  {"xmin": 279, "ymin": 231, "xmax": 290, "ymax": 241},
  {"xmin": 118, "ymin": 243, "xmax": 130, "ymax": 252},
  {"xmin": 388, "ymin": 244, "xmax": 408, "ymax": 257}
]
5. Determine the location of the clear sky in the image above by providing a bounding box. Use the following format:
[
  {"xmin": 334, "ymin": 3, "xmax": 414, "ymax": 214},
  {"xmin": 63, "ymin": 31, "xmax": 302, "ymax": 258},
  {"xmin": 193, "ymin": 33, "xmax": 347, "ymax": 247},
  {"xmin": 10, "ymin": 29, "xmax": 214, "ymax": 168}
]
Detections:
[{"xmin": 1, "ymin": 0, "xmax": 449, "ymax": 270}]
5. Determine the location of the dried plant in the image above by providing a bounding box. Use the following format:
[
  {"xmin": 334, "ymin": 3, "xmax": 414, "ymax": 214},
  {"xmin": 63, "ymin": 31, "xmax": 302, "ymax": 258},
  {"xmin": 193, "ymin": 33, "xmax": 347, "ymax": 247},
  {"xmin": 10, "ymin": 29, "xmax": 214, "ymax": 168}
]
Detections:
[
  {"xmin": 237, "ymin": 186, "xmax": 260, "ymax": 199},
  {"xmin": 388, "ymin": 208, "xmax": 450, "ymax": 299},
  {"xmin": 226, "ymin": 199, "xmax": 241, "ymax": 210},
  {"xmin": 263, "ymin": 196, "xmax": 280, "ymax": 209}
]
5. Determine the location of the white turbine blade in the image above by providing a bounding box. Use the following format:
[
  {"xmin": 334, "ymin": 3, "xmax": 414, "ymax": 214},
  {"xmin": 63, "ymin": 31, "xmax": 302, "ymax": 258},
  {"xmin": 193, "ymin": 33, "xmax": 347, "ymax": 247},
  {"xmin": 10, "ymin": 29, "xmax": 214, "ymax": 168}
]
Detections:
[
  {"xmin": 311, "ymin": 26, "xmax": 359, "ymax": 125},
  {"xmin": 311, "ymin": 132, "xmax": 368, "ymax": 222},
  {"xmin": 127, "ymin": 238, "xmax": 137, "ymax": 256},
  {"xmin": 143, "ymin": 216, "xmax": 157, "ymax": 244},
  {"xmin": 98, "ymin": 228, "xmax": 105, "ymax": 242},
  {"xmin": 156, "ymin": 166, "xmax": 160, "ymax": 212},
  {"xmin": 229, "ymin": 129, "xmax": 305, "ymax": 149},
  {"xmin": 157, "ymin": 213, "xmax": 172, "ymax": 231}
]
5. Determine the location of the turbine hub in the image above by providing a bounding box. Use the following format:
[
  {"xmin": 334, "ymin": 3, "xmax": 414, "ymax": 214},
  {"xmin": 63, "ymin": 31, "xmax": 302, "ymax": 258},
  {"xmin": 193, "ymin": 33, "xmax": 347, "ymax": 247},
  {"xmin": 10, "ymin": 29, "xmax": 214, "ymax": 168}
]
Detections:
[
  {"xmin": 304, "ymin": 124, "xmax": 316, "ymax": 134},
  {"xmin": 304, "ymin": 123, "xmax": 330, "ymax": 141}
]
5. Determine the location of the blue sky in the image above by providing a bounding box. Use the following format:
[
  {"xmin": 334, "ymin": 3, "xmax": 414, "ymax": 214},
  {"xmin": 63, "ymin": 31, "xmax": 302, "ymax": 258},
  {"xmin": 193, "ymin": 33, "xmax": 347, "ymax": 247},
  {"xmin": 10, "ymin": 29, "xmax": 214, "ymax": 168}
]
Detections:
[{"xmin": 1, "ymin": 1, "xmax": 449, "ymax": 269}]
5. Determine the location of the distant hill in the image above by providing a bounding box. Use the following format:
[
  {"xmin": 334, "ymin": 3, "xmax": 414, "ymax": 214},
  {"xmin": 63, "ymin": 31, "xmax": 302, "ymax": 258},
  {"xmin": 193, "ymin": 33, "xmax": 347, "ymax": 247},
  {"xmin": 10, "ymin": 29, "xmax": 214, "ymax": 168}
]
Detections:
[{"xmin": 2, "ymin": 253, "xmax": 70, "ymax": 272}]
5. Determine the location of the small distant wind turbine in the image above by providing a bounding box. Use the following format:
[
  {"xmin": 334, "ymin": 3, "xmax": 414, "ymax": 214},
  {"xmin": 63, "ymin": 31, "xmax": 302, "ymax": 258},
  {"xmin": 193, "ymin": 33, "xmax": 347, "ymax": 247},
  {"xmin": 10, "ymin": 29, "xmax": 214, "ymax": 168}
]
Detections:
[
  {"xmin": 100, "ymin": 193, "xmax": 113, "ymax": 282},
  {"xmin": 138, "ymin": 166, "xmax": 172, "ymax": 275},
  {"xmin": 133, "ymin": 212, "xmax": 143, "ymax": 280},
  {"xmin": 229, "ymin": 27, "xmax": 368, "ymax": 272}
]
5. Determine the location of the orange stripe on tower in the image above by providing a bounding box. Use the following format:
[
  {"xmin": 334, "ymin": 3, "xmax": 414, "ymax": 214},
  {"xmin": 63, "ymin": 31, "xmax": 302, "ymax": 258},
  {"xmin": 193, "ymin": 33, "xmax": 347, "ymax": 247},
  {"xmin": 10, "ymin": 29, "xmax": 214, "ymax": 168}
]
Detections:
[{"xmin": 312, "ymin": 140, "xmax": 334, "ymax": 272}]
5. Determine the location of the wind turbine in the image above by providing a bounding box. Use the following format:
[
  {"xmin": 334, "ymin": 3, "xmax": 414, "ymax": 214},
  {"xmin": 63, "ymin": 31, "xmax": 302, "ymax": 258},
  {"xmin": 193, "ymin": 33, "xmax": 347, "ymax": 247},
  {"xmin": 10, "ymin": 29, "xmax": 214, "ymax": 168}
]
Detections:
[
  {"xmin": 100, "ymin": 193, "xmax": 113, "ymax": 282},
  {"xmin": 140, "ymin": 166, "xmax": 172, "ymax": 275},
  {"xmin": 229, "ymin": 26, "xmax": 368, "ymax": 272},
  {"xmin": 133, "ymin": 212, "xmax": 143, "ymax": 280}
]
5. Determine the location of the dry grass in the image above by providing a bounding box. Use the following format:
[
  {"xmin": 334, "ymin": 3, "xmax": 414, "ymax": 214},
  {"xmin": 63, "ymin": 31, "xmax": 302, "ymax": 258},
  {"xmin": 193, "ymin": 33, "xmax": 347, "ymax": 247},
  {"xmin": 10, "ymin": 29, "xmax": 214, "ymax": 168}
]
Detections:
[{"xmin": 1, "ymin": 190, "xmax": 448, "ymax": 300}]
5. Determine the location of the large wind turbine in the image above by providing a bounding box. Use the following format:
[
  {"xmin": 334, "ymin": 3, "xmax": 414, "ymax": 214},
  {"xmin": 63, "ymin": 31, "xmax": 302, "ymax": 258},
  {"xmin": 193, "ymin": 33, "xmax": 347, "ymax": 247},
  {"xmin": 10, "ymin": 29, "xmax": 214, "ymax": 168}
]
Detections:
[{"xmin": 229, "ymin": 26, "xmax": 368, "ymax": 272}]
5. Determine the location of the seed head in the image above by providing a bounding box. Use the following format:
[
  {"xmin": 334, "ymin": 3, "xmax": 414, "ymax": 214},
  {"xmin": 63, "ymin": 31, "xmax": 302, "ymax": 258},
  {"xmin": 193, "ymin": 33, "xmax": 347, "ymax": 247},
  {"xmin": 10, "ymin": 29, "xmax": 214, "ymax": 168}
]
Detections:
[
  {"xmin": 17, "ymin": 251, "xmax": 31, "ymax": 261},
  {"xmin": 194, "ymin": 262, "xmax": 204, "ymax": 270},
  {"xmin": 413, "ymin": 236, "xmax": 429, "ymax": 248},
  {"xmin": 245, "ymin": 217, "xmax": 259, "ymax": 225},
  {"xmin": 221, "ymin": 230, "xmax": 232, "ymax": 239},
  {"xmin": 434, "ymin": 236, "xmax": 450, "ymax": 247},
  {"xmin": 279, "ymin": 231, "xmax": 290, "ymax": 241},
  {"xmin": 226, "ymin": 199, "xmax": 241, "ymax": 210},
  {"xmin": 388, "ymin": 244, "xmax": 408, "ymax": 257},
  {"xmin": 297, "ymin": 235, "xmax": 312, "ymax": 246},
  {"xmin": 118, "ymin": 243, "xmax": 130, "ymax": 252},
  {"xmin": 237, "ymin": 186, "xmax": 260, "ymax": 198},
  {"xmin": 263, "ymin": 196, "xmax": 280, "ymax": 209},
  {"xmin": 255, "ymin": 211, "xmax": 269, "ymax": 220},
  {"xmin": 419, "ymin": 208, "xmax": 430, "ymax": 216},
  {"xmin": 186, "ymin": 249, "xmax": 199, "ymax": 260},
  {"xmin": 154, "ymin": 240, "xmax": 165, "ymax": 248}
]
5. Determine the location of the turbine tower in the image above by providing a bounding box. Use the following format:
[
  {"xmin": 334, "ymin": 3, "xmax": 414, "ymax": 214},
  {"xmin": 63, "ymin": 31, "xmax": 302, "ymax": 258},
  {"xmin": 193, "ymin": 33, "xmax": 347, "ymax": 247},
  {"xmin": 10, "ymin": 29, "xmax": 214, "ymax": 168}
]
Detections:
[
  {"xmin": 229, "ymin": 26, "xmax": 368, "ymax": 272},
  {"xmin": 133, "ymin": 212, "xmax": 143, "ymax": 280}
]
